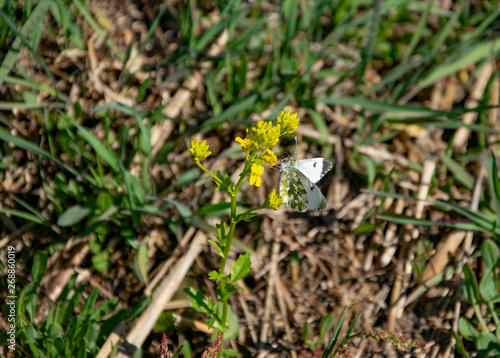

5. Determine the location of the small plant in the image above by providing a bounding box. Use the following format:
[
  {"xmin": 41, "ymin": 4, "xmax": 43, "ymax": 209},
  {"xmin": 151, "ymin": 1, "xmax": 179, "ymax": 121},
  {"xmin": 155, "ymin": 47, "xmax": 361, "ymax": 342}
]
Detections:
[
  {"xmin": 184, "ymin": 110, "xmax": 300, "ymax": 355},
  {"xmin": 455, "ymin": 239, "xmax": 500, "ymax": 358},
  {"xmin": 0, "ymin": 251, "xmax": 149, "ymax": 357},
  {"xmin": 304, "ymin": 308, "xmax": 425, "ymax": 358}
]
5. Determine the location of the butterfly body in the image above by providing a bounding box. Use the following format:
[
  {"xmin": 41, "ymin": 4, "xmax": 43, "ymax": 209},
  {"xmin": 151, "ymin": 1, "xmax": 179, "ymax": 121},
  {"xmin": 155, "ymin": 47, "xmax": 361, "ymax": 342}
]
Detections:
[{"xmin": 279, "ymin": 158, "xmax": 332, "ymax": 211}]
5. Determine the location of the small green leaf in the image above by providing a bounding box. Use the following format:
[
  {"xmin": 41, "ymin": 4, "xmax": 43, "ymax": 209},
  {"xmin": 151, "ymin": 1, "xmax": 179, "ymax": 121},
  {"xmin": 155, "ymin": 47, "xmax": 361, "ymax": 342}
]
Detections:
[
  {"xmin": 479, "ymin": 272, "xmax": 500, "ymax": 302},
  {"xmin": 319, "ymin": 312, "xmax": 335, "ymax": 341},
  {"xmin": 173, "ymin": 168, "xmax": 200, "ymax": 188},
  {"xmin": 72, "ymin": 121, "xmax": 121, "ymax": 172},
  {"xmin": 458, "ymin": 317, "xmax": 480, "ymax": 341},
  {"xmin": 463, "ymin": 264, "xmax": 480, "ymax": 304},
  {"xmin": 322, "ymin": 306, "xmax": 346, "ymax": 358},
  {"xmin": 486, "ymin": 152, "xmax": 500, "ymax": 220},
  {"xmin": 136, "ymin": 77, "xmax": 150, "ymax": 102},
  {"xmin": 96, "ymin": 190, "xmax": 113, "ymax": 211},
  {"xmin": 184, "ymin": 288, "xmax": 214, "ymax": 317},
  {"xmin": 172, "ymin": 345, "xmax": 184, "ymax": 358},
  {"xmin": 47, "ymin": 322, "xmax": 63, "ymax": 338},
  {"xmin": 31, "ymin": 251, "xmax": 48, "ymax": 283},
  {"xmin": 208, "ymin": 270, "xmax": 221, "ymax": 281},
  {"xmin": 222, "ymin": 348, "xmax": 241, "ymax": 357},
  {"xmin": 92, "ymin": 250, "xmax": 111, "ymax": 272},
  {"xmin": 345, "ymin": 312, "xmax": 362, "ymax": 338},
  {"xmin": 361, "ymin": 155, "xmax": 376, "ymax": 190},
  {"xmin": 230, "ymin": 253, "xmax": 251, "ymax": 283},
  {"xmin": 478, "ymin": 332, "xmax": 500, "ymax": 357},
  {"xmin": 303, "ymin": 322, "xmax": 310, "ymax": 344},
  {"xmin": 57, "ymin": 205, "xmax": 92, "ymax": 227},
  {"xmin": 208, "ymin": 240, "xmax": 224, "ymax": 256},
  {"xmin": 452, "ymin": 330, "xmax": 468, "ymax": 357},
  {"xmin": 133, "ymin": 245, "xmax": 149, "ymax": 284}
]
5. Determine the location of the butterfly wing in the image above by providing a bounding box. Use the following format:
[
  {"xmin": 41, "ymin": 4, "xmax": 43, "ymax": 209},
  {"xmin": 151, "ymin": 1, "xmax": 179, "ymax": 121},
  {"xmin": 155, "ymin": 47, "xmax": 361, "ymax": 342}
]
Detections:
[
  {"xmin": 293, "ymin": 158, "xmax": 332, "ymax": 183},
  {"xmin": 279, "ymin": 169, "xmax": 308, "ymax": 212},
  {"xmin": 296, "ymin": 171, "xmax": 327, "ymax": 210}
]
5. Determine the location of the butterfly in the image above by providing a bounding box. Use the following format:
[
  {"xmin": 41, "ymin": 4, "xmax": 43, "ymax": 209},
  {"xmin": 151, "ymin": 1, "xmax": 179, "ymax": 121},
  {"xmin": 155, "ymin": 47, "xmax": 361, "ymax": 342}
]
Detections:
[{"xmin": 279, "ymin": 157, "xmax": 332, "ymax": 211}]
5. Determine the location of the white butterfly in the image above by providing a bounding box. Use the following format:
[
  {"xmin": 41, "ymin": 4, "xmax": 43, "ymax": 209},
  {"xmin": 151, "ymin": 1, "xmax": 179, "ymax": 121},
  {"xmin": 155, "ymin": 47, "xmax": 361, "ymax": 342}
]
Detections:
[{"xmin": 279, "ymin": 157, "xmax": 332, "ymax": 211}]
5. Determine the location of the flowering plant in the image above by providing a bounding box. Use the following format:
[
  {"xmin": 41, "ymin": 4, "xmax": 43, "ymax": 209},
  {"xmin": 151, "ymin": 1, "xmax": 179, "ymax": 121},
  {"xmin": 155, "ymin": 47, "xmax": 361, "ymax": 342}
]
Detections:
[{"xmin": 186, "ymin": 110, "xmax": 299, "ymax": 355}]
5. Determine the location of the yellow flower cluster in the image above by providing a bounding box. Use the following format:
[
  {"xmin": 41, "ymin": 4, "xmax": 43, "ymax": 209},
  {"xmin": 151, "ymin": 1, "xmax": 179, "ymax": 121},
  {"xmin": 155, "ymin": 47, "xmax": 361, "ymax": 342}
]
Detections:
[
  {"xmin": 235, "ymin": 121, "xmax": 281, "ymax": 154},
  {"xmin": 267, "ymin": 189, "xmax": 284, "ymax": 210},
  {"xmin": 189, "ymin": 140, "xmax": 211, "ymax": 162},
  {"xmin": 276, "ymin": 110, "xmax": 300, "ymax": 135},
  {"xmin": 235, "ymin": 111, "xmax": 300, "ymax": 189}
]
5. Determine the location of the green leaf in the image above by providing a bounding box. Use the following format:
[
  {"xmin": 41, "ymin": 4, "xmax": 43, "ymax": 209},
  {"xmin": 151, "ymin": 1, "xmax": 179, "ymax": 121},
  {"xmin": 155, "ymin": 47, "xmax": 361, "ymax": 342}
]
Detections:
[
  {"xmin": 136, "ymin": 77, "xmax": 150, "ymax": 102},
  {"xmin": 172, "ymin": 345, "xmax": 184, "ymax": 358},
  {"xmin": 136, "ymin": 114, "xmax": 151, "ymax": 156},
  {"xmin": 345, "ymin": 312, "xmax": 362, "ymax": 338},
  {"xmin": 208, "ymin": 270, "xmax": 221, "ymax": 281},
  {"xmin": 441, "ymin": 155, "xmax": 475, "ymax": 191},
  {"xmin": 125, "ymin": 297, "xmax": 151, "ymax": 321},
  {"xmin": 71, "ymin": 120, "xmax": 121, "ymax": 172},
  {"xmin": 96, "ymin": 190, "xmax": 113, "ymax": 212},
  {"xmin": 222, "ymin": 348, "xmax": 241, "ymax": 357},
  {"xmin": 230, "ymin": 253, "xmax": 251, "ymax": 283},
  {"xmin": 463, "ymin": 264, "xmax": 480, "ymax": 304},
  {"xmin": 31, "ymin": 251, "xmax": 48, "ymax": 283},
  {"xmin": 0, "ymin": 127, "xmax": 96, "ymax": 185},
  {"xmin": 184, "ymin": 288, "xmax": 215, "ymax": 317},
  {"xmin": 419, "ymin": 38, "xmax": 500, "ymax": 90},
  {"xmin": 322, "ymin": 307, "xmax": 346, "ymax": 358},
  {"xmin": 486, "ymin": 152, "xmax": 500, "ymax": 219},
  {"xmin": 195, "ymin": 202, "xmax": 232, "ymax": 217},
  {"xmin": 479, "ymin": 272, "xmax": 499, "ymax": 303},
  {"xmin": 452, "ymin": 330, "xmax": 468, "ymax": 357},
  {"xmin": 208, "ymin": 240, "xmax": 224, "ymax": 256},
  {"xmin": 133, "ymin": 245, "xmax": 149, "ymax": 284},
  {"xmin": 92, "ymin": 250, "xmax": 111, "ymax": 272},
  {"xmin": 57, "ymin": 205, "xmax": 92, "ymax": 227},
  {"xmin": 173, "ymin": 168, "xmax": 200, "ymax": 188},
  {"xmin": 47, "ymin": 322, "xmax": 63, "ymax": 339},
  {"xmin": 319, "ymin": 312, "xmax": 335, "ymax": 341},
  {"xmin": 477, "ymin": 332, "xmax": 500, "ymax": 357},
  {"xmin": 482, "ymin": 240, "xmax": 500, "ymax": 271},
  {"xmin": 302, "ymin": 322, "xmax": 310, "ymax": 342},
  {"xmin": 215, "ymin": 170, "xmax": 233, "ymax": 193},
  {"xmin": 0, "ymin": 0, "xmax": 52, "ymax": 87},
  {"xmin": 80, "ymin": 288, "xmax": 99, "ymax": 322}
]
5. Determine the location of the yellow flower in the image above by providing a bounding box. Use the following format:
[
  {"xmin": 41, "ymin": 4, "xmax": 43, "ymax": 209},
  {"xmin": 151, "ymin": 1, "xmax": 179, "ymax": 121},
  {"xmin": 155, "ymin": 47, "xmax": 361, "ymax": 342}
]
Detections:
[
  {"xmin": 259, "ymin": 149, "xmax": 277, "ymax": 168},
  {"xmin": 235, "ymin": 136, "xmax": 256, "ymax": 154},
  {"xmin": 276, "ymin": 110, "xmax": 299, "ymax": 135},
  {"xmin": 251, "ymin": 121, "xmax": 280, "ymax": 149},
  {"xmin": 249, "ymin": 163, "xmax": 264, "ymax": 187},
  {"xmin": 189, "ymin": 140, "xmax": 211, "ymax": 161},
  {"xmin": 267, "ymin": 189, "xmax": 284, "ymax": 210},
  {"xmin": 236, "ymin": 121, "xmax": 281, "ymax": 153}
]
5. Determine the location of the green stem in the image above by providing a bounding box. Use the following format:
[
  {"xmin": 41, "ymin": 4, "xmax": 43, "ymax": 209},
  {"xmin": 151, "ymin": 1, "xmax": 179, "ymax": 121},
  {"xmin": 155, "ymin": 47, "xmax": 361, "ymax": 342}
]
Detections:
[
  {"xmin": 217, "ymin": 152, "xmax": 257, "ymax": 356},
  {"xmin": 195, "ymin": 160, "xmax": 222, "ymax": 186}
]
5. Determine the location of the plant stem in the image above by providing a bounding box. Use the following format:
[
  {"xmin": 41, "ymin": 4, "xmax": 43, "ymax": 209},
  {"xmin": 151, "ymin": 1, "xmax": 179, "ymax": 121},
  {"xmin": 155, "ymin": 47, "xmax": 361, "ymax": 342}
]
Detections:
[{"xmin": 217, "ymin": 153, "xmax": 256, "ymax": 356}]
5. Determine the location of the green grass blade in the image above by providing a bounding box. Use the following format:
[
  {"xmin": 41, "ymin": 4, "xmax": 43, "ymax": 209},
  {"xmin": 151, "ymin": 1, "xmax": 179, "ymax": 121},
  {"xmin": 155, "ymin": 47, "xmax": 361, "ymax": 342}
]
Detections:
[
  {"xmin": 68, "ymin": 120, "xmax": 121, "ymax": 173},
  {"xmin": 356, "ymin": 0, "xmax": 381, "ymax": 87},
  {"xmin": 0, "ymin": 127, "xmax": 96, "ymax": 185},
  {"xmin": 317, "ymin": 96, "xmax": 444, "ymax": 117},
  {"xmin": 0, "ymin": 208, "xmax": 51, "ymax": 227},
  {"xmin": 418, "ymin": 38, "xmax": 500, "ymax": 90},
  {"xmin": 0, "ymin": 0, "xmax": 52, "ymax": 87},
  {"xmin": 72, "ymin": 0, "xmax": 124, "ymax": 60},
  {"xmin": 485, "ymin": 152, "xmax": 500, "ymax": 218},
  {"xmin": 441, "ymin": 155, "xmax": 475, "ymax": 191}
]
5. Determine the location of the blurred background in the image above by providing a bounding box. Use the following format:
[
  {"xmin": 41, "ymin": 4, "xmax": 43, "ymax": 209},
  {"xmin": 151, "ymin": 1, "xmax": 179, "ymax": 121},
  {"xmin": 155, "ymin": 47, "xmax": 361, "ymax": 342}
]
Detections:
[{"xmin": 1, "ymin": 0, "xmax": 500, "ymax": 357}]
